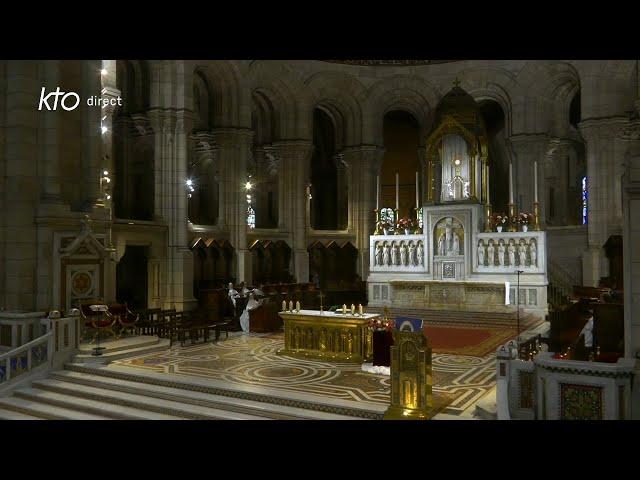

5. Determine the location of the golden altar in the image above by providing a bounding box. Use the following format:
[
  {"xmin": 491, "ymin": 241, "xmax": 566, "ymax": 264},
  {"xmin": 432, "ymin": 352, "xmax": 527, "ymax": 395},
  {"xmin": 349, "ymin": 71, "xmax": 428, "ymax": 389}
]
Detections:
[{"xmin": 278, "ymin": 310, "xmax": 378, "ymax": 363}]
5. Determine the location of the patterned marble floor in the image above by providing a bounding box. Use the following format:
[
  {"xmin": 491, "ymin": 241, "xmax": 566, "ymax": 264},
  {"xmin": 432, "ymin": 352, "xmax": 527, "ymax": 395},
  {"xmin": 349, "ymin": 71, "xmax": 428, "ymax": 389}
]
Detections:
[{"xmin": 113, "ymin": 332, "xmax": 497, "ymax": 417}]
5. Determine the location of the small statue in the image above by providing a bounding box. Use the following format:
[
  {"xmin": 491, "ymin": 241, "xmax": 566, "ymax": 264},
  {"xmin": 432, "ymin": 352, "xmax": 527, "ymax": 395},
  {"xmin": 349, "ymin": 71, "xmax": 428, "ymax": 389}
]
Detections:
[
  {"xmin": 400, "ymin": 243, "xmax": 407, "ymax": 266},
  {"xmin": 508, "ymin": 240, "xmax": 516, "ymax": 266},
  {"xmin": 529, "ymin": 239, "xmax": 537, "ymax": 267},
  {"xmin": 437, "ymin": 233, "xmax": 446, "ymax": 256},
  {"xmin": 518, "ymin": 240, "xmax": 527, "ymax": 267},
  {"xmin": 477, "ymin": 240, "xmax": 485, "ymax": 266},
  {"xmin": 487, "ymin": 240, "xmax": 495, "ymax": 266},
  {"xmin": 498, "ymin": 240, "xmax": 506, "ymax": 266},
  {"xmin": 408, "ymin": 242, "xmax": 416, "ymax": 265},
  {"xmin": 417, "ymin": 242, "xmax": 424, "ymax": 266},
  {"xmin": 452, "ymin": 232, "xmax": 460, "ymax": 256},
  {"xmin": 383, "ymin": 243, "xmax": 391, "ymax": 266},
  {"xmin": 375, "ymin": 244, "xmax": 383, "ymax": 266},
  {"xmin": 391, "ymin": 244, "xmax": 399, "ymax": 265}
]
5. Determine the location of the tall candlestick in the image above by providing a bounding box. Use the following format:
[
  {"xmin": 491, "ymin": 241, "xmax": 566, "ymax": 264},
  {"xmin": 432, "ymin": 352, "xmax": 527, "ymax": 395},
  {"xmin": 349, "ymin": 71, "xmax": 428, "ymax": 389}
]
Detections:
[
  {"xmin": 395, "ymin": 171, "xmax": 399, "ymax": 210},
  {"xmin": 534, "ymin": 160, "xmax": 538, "ymax": 203},
  {"xmin": 415, "ymin": 171, "xmax": 419, "ymax": 207},
  {"xmin": 509, "ymin": 162, "xmax": 514, "ymax": 204},
  {"xmin": 376, "ymin": 175, "xmax": 380, "ymax": 211}
]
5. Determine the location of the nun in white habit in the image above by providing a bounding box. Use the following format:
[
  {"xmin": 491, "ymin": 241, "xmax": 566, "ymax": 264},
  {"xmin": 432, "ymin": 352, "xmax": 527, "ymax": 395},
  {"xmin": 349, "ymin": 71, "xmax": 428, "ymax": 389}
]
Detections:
[{"xmin": 240, "ymin": 293, "xmax": 261, "ymax": 333}]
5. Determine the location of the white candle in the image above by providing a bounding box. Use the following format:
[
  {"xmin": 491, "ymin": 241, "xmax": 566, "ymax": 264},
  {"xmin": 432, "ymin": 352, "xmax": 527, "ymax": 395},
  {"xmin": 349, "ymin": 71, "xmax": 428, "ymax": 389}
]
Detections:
[
  {"xmin": 509, "ymin": 162, "xmax": 514, "ymax": 204},
  {"xmin": 395, "ymin": 171, "xmax": 399, "ymax": 210},
  {"xmin": 534, "ymin": 160, "xmax": 538, "ymax": 203},
  {"xmin": 415, "ymin": 171, "xmax": 419, "ymax": 208},
  {"xmin": 376, "ymin": 175, "xmax": 380, "ymax": 211},
  {"xmin": 282, "ymin": 300, "xmax": 286, "ymax": 312},
  {"xmin": 486, "ymin": 164, "xmax": 491, "ymax": 204}
]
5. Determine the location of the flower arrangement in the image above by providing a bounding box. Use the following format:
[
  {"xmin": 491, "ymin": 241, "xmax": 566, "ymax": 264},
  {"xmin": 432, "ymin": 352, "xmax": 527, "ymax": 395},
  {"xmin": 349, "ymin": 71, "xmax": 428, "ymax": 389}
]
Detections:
[
  {"xmin": 491, "ymin": 213, "xmax": 508, "ymax": 231},
  {"xmin": 397, "ymin": 217, "xmax": 415, "ymax": 230},
  {"xmin": 368, "ymin": 317, "xmax": 394, "ymax": 332},
  {"xmin": 518, "ymin": 212, "xmax": 533, "ymax": 225}
]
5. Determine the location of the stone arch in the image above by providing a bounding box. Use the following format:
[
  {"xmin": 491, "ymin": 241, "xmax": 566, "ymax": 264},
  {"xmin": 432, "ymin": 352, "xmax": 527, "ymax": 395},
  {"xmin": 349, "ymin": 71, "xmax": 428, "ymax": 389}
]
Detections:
[
  {"xmin": 116, "ymin": 60, "xmax": 150, "ymax": 115},
  {"xmin": 248, "ymin": 61, "xmax": 308, "ymax": 140},
  {"xmin": 193, "ymin": 68, "xmax": 213, "ymax": 131},
  {"xmin": 365, "ymin": 75, "xmax": 440, "ymax": 145},
  {"xmin": 305, "ymin": 71, "xmax": 366, "ymax": 146},
  {"xmin": 196, "ymin": 61, "xmax": 247, "ymax": 128}
]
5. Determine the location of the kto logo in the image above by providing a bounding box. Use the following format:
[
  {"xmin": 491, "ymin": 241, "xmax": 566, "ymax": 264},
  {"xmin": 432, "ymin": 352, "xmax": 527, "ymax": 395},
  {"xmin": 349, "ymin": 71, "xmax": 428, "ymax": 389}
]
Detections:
[{"xmin": 38, "ymin": 87, "xmax": 80, "ymax": 111}]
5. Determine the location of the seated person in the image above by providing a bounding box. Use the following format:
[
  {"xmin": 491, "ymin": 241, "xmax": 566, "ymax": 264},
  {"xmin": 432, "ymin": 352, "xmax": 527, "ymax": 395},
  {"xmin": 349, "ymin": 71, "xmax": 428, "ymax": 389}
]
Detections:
[
  {"xmin": 228, "ymin": 282, "xmax": 240, "ymax": 307},
  {"xmin": 239, "ymin": 292, "xmax": 262, "ymax": 333},
  {"xmin": 251, "ymin": 283, "xmax": 265, "ymax": 298}
]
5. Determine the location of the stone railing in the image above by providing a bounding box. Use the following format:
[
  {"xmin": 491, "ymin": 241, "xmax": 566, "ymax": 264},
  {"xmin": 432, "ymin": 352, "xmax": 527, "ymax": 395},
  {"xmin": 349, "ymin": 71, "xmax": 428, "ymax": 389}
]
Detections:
[
  {"xmin": 369, "ymin": 233, "xmax": 428, "ymax": 272},
  {"xmin": 474, "ymin": 231, "xmax": 546, "ymax": 274},
  {"xmin": 0, "ymin": 331, "xmax": 52, "ymax": 393},
  {"xmin": 0, "ymin": 311, "xmax": 81, "ymax": 394},
  {"xmin": 496, "ymin": 344, "xmax": 635, "ymax": 420},
  {"xmin": 0, "ymin": 311, "xmax": 47, "ymax": 349}
]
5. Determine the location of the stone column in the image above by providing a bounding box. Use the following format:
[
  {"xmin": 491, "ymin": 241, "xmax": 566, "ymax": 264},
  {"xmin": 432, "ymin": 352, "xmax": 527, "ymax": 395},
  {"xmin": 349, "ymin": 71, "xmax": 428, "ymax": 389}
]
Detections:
[
  {"xmin": 81, "ymin": 60, "xmax": 103, "ymax": 214},
  {"xmin": 621, "ymin": 122, "xmax": 640, "ymax": 418},
  {"xmin": 544, "ymin": 138, "xmax": 573, "ymax": 226},
  {"xmin": 579, "ymin": 118, "xmax": 627, "ymax": 286},
  {"xmin": 148, "ymin": 108, "xmax": 197, "ymax": 310},
  {"xmin": 342, "ymin": 145, "xmax": 385, "ymax": 280},
  {"xmin": 2, "ymin": 61, "xmax": 40, "ymax": 310},
  {"xmin": 212, "ymin": 128, "xmax": 254, "ymax": 284},
  {"xmin": 273, "ymin": 141, "xmax": 313, "ymax": 283}
]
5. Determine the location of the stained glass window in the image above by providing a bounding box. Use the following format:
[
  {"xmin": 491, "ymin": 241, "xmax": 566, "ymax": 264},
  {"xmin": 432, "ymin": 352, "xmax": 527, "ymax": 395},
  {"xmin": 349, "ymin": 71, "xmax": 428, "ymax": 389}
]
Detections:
[
  {"xmin": 380, "ymin": 207, "xmax": 395, "ymax": 231},
  {"xmin": 247, "ymin": 205, "xmax": 256, "ymax": 229},
  {"xmin": 582, "ymin": 176, "xmax": 588, "ymax": 225}
]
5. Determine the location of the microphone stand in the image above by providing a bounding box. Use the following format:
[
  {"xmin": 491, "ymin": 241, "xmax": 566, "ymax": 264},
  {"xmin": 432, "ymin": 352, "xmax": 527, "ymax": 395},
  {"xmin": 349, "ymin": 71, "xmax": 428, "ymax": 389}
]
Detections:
[{"xmin": 516, "ymin": 270, "xmax": 523, "ymax": 353}]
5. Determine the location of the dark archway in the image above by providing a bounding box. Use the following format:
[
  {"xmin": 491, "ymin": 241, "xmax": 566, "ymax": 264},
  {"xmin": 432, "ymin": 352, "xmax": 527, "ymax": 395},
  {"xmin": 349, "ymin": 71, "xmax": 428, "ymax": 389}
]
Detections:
[
  {"xmin": 116, "ymin": 245, "xmax": 148, "ymax": 310},
  {"xmin": 381, "ymin": 111, "xmax": 420, "ymax": 220},
  {"xmin": 479, "ymin": 100, "xmax": 509, "ymax": 215},
  {"xmin": 311, "ymin": 108, "xmax": 345, "ymax": 230}
]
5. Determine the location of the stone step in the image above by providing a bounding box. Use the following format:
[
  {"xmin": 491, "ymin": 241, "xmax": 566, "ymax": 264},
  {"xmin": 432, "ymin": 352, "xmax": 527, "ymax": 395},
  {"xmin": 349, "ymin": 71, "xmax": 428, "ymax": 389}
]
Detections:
[
  {"xmin": 474, "ymin": 388, "xmax": 498, "ymax": 420},
  {"xmin": 50, "ymin": 370, "xmax": 361, "ymax": 420},
  {"xmin": 0, "ymin": 408, "xmax": 43, "ymax": 420},
  {"xmin": 0, "ymin": 396, "xmax": 109, "ymax": 420},
  {"xmin": 65, "ymin": 363, "xmax": 384, "ymax": 419},
  {"xmin": 78, "ymin": 335, "xmax": 160, "ymax": 354},
  {"xmin": 72, "ymin": 339, "xmax": 170, "ymax": 364},
  {"xmin": 31, "ymin": 378, "xmax": 271, "ymax": 420},
  {"xmin": 12, "ymin": 388, "xmax": 184, "ymax": 420}
]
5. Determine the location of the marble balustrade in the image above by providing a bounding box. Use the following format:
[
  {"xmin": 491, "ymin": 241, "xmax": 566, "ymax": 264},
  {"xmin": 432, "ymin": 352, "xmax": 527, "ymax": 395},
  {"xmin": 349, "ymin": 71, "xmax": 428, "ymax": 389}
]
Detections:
[
  {"xmin": 474, "ymin": 231, "xmax": 546, "ymax": 273},
  {"xmin": 369, "ymin": 233, "xmax": 429, "ymax": 272}
]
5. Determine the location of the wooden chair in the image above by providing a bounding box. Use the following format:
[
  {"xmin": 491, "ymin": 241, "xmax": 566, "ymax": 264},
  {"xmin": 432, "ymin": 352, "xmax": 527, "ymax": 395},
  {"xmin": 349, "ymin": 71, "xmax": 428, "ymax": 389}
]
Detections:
[
  {"xmin": 78, "ymin": 300, "xmax": 117, "ymax": 343},
  {"xmin": 108, "ymin": 303, "xmax": 139, "ymax": 339}
]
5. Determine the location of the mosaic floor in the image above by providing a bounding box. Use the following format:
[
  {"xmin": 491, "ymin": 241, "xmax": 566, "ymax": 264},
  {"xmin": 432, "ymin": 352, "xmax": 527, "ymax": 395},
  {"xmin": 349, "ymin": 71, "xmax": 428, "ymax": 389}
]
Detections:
[{"xmin": 114, "ymin": 331, "xmax": 498, "ymax": 416}]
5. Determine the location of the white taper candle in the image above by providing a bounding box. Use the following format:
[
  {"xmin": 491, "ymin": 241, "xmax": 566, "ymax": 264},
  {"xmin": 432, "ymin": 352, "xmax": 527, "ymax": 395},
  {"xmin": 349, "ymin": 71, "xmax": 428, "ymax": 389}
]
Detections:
[
  {"xmin": 376, "ymin": 175, "xmax": 380, "ymax": 211},
  {"xmin": 534, "ymin": 160, "xmax": 538, "ymax": 203},
  {"xmin": 415, "ymin": 171, "xmax": 419, "ymax": 207},
  {"xmin": 509, "ymin": 162, "xmax": 514, "ymax": 204},
  {"xmin": 395, "ymin": 171, "xmax": 399, "ymax": 210}
]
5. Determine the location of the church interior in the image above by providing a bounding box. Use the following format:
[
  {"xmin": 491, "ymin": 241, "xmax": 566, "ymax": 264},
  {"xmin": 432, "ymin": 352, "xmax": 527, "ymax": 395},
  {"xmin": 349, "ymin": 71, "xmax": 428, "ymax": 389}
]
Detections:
[{"xmin": 0, "ymin": 59, "xmax": 638, "ymax": 420}]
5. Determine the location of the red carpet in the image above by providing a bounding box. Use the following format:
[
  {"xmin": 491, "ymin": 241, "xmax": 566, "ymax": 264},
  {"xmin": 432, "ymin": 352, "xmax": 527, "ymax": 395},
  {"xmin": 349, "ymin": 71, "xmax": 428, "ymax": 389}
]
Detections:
[{"xmin": 423, "ymin": 323, "xmax": 518, "ymax": 357}]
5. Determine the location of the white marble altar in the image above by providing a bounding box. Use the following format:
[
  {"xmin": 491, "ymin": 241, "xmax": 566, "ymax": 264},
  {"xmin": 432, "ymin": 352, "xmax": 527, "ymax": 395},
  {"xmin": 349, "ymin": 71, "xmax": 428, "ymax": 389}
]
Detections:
[{"xmin": 368, "ymin": 204, "xmax": 548, "ymax": 318}]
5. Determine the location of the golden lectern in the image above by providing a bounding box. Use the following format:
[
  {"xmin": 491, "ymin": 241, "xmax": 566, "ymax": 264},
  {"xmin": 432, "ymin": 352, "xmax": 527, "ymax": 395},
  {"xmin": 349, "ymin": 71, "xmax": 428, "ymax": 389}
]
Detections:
[{"xmin": 384, "ymin": 329, "xmax": 433, "ymax": 420}]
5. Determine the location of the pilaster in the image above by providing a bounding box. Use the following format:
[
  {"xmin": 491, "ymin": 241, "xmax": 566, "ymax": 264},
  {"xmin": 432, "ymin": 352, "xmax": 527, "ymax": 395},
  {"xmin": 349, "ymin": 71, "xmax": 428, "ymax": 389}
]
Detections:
[
  {"xmin": 342, "ymin": 145, "xmax": 385, "ymax": 280},
  {"xmin": 620, "ymin": 120, "xmax": 640, "ymax": 418},
  {"xmin": 578, "ymin": 118, "xmax": 627, "ymax": 285},
  {"xmin": 273, "ymin": 140, "xmax": 313, "ymax": 282},
  {"xmin": 212, "ymin": 128, "xmax": 254, "ymax": 284}
]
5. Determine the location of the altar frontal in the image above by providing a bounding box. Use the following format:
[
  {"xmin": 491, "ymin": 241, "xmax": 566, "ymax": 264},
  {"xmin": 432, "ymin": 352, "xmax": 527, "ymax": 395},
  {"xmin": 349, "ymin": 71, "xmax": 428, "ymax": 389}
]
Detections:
[{"xmin": 278, "ymin": 310, "xmax": 379, "ymax": 363}]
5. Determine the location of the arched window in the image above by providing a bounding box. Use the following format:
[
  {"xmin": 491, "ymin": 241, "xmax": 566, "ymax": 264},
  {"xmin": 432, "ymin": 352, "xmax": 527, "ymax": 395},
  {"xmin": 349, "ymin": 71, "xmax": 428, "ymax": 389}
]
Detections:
[
  {"xmin": 582, "ymin": 176, "xmax": 588, "ymax": 225},
  {"xmin": 380, "ymin": 207, "xmax": 396, "ymax": 231},
  {"xmin": 247, "ymin": 205, "xmax": 256, "ymax": 229}
]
